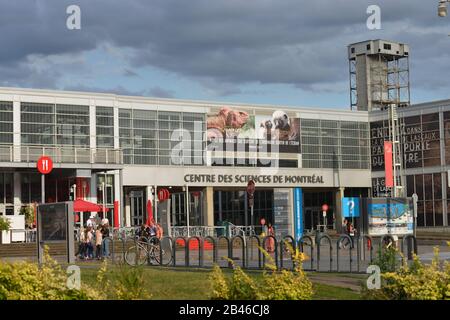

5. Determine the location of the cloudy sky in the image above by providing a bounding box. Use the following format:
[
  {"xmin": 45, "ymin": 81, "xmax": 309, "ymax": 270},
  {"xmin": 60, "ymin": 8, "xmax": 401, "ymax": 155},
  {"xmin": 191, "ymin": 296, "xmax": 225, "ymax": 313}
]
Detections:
[{"xmin": 0, "ymin": 0, "xmax": 449, "ymax": 109}]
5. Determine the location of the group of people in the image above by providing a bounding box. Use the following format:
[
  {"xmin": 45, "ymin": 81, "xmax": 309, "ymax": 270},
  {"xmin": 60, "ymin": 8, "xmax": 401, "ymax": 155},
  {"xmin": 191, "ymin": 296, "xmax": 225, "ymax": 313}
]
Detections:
[{"xmin": 78, "ymin": 217, "xmax": 110, "ymax": 260}]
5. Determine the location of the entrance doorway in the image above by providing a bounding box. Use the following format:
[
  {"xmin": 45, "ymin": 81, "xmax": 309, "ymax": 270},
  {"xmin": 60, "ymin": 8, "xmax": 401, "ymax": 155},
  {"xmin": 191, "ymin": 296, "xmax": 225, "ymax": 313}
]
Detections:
[
  {"xmin": 170, "ymin": 191, "xmax": 204, "ymax": 226},
  {"xmin": 130, "ymin": 190, "xmax": 144, "ymax": 226},
  {"xmin": 304, "ymin": 207, "xmax": 325, "ymax": 232}
]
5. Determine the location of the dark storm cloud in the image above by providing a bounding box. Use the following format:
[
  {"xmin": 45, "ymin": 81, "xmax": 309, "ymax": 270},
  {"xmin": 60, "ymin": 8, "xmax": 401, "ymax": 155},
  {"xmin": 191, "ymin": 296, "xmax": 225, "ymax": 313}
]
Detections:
[{"xmin": 0, "ymin": 0, "xmax": 449, "ymax": 96}]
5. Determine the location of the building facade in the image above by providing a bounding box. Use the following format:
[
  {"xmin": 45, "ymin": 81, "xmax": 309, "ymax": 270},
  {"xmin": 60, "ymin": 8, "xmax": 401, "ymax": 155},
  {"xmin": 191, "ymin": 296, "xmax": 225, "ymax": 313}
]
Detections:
[{"xmin": 0, "ymin": 87, "xmax": 448, "ymax": 236}]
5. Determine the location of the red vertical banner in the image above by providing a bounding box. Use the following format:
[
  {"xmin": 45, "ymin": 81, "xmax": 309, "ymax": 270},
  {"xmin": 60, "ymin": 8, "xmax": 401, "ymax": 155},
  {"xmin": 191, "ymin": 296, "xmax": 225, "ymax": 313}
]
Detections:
[
  {"xmin": 113, "ymin": 200, "xmax": 119, "ymax": 228},
  {"xmin": 384, "ymin": 141, "xmax": 394, "ymax": 188}
]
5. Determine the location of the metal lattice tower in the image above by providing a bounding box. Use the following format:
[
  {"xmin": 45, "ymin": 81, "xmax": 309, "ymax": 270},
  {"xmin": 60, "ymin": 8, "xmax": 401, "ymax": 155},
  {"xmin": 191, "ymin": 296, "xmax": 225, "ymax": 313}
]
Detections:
[
  {"xmin": 348, "ymin": 40, "xmax": 410, "ymax": 112},
  {"xmin": 389, "ymin": 104, "xmax": 406, "ymax": 197}
]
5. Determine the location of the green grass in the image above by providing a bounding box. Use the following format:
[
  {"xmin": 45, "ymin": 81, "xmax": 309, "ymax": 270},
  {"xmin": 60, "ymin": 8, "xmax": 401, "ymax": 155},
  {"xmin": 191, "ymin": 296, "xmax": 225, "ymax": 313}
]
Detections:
[{"xmin": 79, "ymin": 265, "xmax": 361, "ymax": 300}]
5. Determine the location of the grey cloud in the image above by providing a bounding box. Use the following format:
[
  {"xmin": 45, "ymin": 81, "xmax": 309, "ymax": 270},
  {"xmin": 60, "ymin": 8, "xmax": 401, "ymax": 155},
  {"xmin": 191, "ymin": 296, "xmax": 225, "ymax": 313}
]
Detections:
[{"xmin": 0, "ymin": 0, "xmax": 449, "ymax": 98}]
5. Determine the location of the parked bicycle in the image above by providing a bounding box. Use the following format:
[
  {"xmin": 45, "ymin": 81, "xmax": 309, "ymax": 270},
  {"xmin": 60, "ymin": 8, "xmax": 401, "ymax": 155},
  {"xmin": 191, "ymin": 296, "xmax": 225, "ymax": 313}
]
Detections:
[{"xmin": 124, "ymin": 236, "xmax": 172, "ymax": 266}]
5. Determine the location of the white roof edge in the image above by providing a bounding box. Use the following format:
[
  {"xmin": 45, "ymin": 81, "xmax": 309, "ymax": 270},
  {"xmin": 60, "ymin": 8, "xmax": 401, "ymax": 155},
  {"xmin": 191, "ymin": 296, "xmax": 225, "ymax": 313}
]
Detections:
[{"xmin": 0, "ymin": 86, "xmax": 368, "ymax": 117}]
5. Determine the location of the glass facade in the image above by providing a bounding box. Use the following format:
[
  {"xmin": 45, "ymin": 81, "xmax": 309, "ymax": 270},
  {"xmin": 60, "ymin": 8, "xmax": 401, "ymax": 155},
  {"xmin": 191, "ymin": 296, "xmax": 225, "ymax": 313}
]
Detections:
[
  {"xmin": 119, "ymin": 109, "xmax": 205, "ymax": 165},
  {"xmin": 301, "ymin": 119, "xmax": 370, "ymax": 169},
  {"xmin": 21, "ymin": 102, "xmax": 90, "ymax": 146},
  {"xmin": 96, "ymin": 106, "xmax": 114, "ymax": 148},
  {"xmin": 370, "ymin": 109, "xmax": 450, "ymax": 227},
  {"xmin": 0, "ymin": 102, "xmax": 13, "ymax": 144}
]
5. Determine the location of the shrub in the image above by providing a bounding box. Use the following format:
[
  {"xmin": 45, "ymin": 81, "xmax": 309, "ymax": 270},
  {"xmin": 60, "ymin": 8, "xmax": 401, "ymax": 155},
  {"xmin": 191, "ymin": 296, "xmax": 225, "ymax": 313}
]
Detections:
[
  {"xmin": 363, "ymin": 247, "xmax": 450, "ymax": 300},
  {"xmin": 20, "ymin": 205, "xmax": 35, "ymax": 228},
  {"xmin": 372, "ymin": 245, "xmax": 400, "ymax": 273},
  {"xmin": 94, "ymin": 260, "xmax": 151, "ymax": 300},
  {"xmin": 209, "ymin": 242, "xmax": 313, "ymax": 300},
  {"xmin": 0, "ymin": 216, "xmax": 11, "ymax": 232},
  {"xmin": 0, "ymin": 247, "xmax": 102, "ymax": 300}
]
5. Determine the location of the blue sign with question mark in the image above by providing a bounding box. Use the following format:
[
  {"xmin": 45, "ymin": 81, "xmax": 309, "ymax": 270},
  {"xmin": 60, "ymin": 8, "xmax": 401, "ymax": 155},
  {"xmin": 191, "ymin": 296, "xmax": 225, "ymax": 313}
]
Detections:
[{"xmin": 342, "ymin": 197, "xmax": 360, "ymax": 218}]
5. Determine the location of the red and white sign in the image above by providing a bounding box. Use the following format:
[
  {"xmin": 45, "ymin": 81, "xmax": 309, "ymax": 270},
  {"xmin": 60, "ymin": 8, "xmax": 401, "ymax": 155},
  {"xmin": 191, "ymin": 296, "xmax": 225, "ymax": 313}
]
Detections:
[
  {"xmin": 384, "ymin": 141, "xmax": 394, "ymax": 188},
  {"xmin": 157, "ymin": 188, "xmax": 170, "ymax": 201},
  {"xmin": 37, "ymin": 156, "xmax": 53, "ymax": 174},
  {"xmin": 321, "ymin": 204, "xmax": 329, "ymax": 212}
]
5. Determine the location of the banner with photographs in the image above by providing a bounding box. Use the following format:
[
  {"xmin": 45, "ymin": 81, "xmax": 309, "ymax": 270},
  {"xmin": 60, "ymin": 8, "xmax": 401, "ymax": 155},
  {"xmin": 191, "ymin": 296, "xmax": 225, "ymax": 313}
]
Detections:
[
  {"xmin": 366, "ymin": 198, "xmax": 414, "ymax": 236},
  {"xmin": 206, "ymin": 107, "xmax": 301, "ymax": 154}
]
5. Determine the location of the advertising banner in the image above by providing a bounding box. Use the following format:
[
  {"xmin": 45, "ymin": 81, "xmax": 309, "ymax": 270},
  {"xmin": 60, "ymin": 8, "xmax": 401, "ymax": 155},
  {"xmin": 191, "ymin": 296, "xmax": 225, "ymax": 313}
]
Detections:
[
  {"xmin": 293, "ymin": 187, "xmax": 303, "ymax": 241},
  {"xmin": 367, "ymin": 198, "xmax": 414, "ymax": 236},
  {"xmin": 207, "ymin": 107, "xmax": 301, "ymax": 154},
  {"xmin": 384, "ymin": 141, "xmax": 393, "ymax": 187}
]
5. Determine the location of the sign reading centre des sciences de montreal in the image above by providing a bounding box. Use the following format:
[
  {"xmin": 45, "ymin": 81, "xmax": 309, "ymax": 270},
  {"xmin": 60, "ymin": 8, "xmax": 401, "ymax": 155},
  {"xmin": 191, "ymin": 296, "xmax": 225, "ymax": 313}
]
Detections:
[{"xmin": 183, "ymin": 173, "xmax": 325, "ymax": 185}]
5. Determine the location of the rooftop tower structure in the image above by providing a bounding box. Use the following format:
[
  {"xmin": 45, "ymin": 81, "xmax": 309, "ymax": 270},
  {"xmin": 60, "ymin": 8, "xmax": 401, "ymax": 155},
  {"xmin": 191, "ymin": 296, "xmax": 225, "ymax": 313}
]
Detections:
[{"xmin": 348, "ymin": 40, "xmax": 410, "ymax": 112}]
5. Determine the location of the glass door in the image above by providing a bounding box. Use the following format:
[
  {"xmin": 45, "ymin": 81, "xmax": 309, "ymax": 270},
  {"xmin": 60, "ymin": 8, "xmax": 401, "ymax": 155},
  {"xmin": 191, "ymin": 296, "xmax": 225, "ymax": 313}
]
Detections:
[{"xmin": 130, "ymin": 190, "xmax": 144, "ymax": 226}]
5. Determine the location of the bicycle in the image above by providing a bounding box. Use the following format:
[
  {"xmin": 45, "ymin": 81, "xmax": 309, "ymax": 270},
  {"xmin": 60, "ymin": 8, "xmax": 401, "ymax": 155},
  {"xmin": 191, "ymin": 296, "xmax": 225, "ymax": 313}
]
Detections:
[{"xmin": 125, "ymin": 236, "xmax": 172, "ymax": 266}]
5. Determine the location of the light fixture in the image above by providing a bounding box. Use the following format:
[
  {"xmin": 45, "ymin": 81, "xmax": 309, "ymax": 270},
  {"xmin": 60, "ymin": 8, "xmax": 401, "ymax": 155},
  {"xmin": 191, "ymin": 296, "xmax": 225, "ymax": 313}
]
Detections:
[{"xmin": 439, "ymin": 0, "xmax": 448, "ymax": 17}]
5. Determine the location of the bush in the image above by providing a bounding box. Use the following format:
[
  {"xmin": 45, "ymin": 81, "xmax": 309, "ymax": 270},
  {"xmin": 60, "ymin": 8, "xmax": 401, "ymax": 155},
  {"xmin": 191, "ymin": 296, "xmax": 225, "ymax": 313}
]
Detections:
[
  {"xmin": 0, "ymin": 247, "xmax": 102, "ymax": 300},
  {"xmin": 372, "ymin": 245, "xmax": 401, "ymax": 273},
  {"xmin": 20, "ymin": 205, "xmax": 35, "ymax": 228},
  {"xmin": 0, "ymin": 216, "xmax": 11, "ymax": 232},
  {"xmin": 363, "ymin": 247, "xmax": 450, "ymax": 300},
  {"xmin": 209, "ymin": 243, "xmax": 313, "ymax": 300},
  {"xmin": 95, "ymin": 261, "xmax": 151, "ymax": 300}
]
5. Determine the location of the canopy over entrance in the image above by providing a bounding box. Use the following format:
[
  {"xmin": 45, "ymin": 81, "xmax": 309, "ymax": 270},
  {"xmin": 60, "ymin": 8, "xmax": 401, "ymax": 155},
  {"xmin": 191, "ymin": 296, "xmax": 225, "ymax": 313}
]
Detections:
[{"xmin": 73, "ymin": 199, "xmax": 110, "ymax": 212}]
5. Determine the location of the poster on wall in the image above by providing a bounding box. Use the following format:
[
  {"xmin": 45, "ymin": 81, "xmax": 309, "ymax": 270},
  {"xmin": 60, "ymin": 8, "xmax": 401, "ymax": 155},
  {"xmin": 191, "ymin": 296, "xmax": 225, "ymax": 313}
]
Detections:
[
  {"xmin": 370, "ymin": 113, "xmax": 441, "ymax": 172},
  {"xmin": 207, "ymin": 107, "xmax": 301, "ymax": 154},
  {"xmin": 366, "ymin": 198, "xmax": 414, "ymax": 236},
  {"xmin": 255, "ymin": 113, "xmax": 301, "ymax": 153}
]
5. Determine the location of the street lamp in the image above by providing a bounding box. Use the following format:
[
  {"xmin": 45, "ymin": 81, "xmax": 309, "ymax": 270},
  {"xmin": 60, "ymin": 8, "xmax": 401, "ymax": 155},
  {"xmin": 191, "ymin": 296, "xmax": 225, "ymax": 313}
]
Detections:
[{"xmin": 438, "ymin": 0, "xmax": 449, "ymax": 17}]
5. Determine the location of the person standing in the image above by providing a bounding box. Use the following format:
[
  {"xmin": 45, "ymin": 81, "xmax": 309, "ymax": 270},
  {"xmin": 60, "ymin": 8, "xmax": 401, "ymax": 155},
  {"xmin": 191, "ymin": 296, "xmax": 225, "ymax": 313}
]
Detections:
[
  {"xmin": 95, "ymin": 226, "xmax": 103, "ymax": 260},
  {"xmin": 101, "ymin": 222, "xmax": 110, "ymax": 258},
  {"xmin": 266, "ymin": 222, "xmax": 275, "ymax": 253}
]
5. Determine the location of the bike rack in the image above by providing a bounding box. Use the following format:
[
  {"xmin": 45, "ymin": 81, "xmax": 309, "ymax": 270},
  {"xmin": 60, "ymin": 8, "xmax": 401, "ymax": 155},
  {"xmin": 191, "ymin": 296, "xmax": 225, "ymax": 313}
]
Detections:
[
  {"xmin": 230, "ymin": 236, "xmax": 246, "ymax": 269},
  {"xmin": 262, "ymin": 235, "xmax": 278, "ymax": 270},
  {"xmin": 173, "ymin": 236, "xmax": 187, "ymax": 267},
  {"xmin": 159, "ymin": 236, "xmax": 173, "ymax": 266},
  {"xmin": 401, "ymin": 235, "xmax": 417, "ymax": 260},
  {"xmin": 204, "ymin": 236, "xmax": 217, "ymax": 264},
  {"xmin": 217, "ymin": 236, "xmax": 232, "ymax": 268},
  {"xmin": 247, "ymin": 235, "xmax": 262, "ymax": 269},
  {"xmin": 280, "ymin": 235, "xmax": 296, "ymax": 270},
  {"xmin": 336, "ymin": 234, "xmax": 353, "ymax": 273},
  {"xmin": 316, "ymin": 234, "xmax": 333, "ymax": 272},
  {"xmin": 298, "ymin": 235, "xmax": 314, "ymax": 271},
  {"xmin": 187, "ymin": 236, "xmax": 203, "ymax": 267}
]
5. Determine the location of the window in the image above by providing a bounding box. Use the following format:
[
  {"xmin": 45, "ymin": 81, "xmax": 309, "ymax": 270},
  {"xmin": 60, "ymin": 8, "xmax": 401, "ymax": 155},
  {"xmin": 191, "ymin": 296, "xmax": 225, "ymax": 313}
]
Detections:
[
  {"xmin": 96, "ymin": 106, "xmax": 114, "ymax": 148},
  {"xmin": 21, "ymin": 102, "xmax": 90, "ymax": 147},
  {"xmin": 383, "ymin": 43, "xmax": 392, "ymax": 50},
  {"xmin": 0, "ymin": 101, "xmax": 13, "ymax": 144}
]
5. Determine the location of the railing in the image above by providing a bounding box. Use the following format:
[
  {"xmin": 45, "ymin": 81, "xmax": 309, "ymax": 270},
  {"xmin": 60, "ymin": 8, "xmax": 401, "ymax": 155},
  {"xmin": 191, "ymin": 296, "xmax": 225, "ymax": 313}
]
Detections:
[
  {"xmin": 71, "ymin": 234, "xmax": 417, "ymax": 274},
  {"xmin": 0, "ymin": 229, "xmax": 36, "ymax": 244},
  {"xmin": 228, "ymin": 223, "xmax": 255, "ymax": 237},
  {"xmin": 0, "ymin": 145, "xmax": 123, "ymax": 165},
  {"xmin": 171, "ymin": 226, "xmax": 226, "ymax": 238}
]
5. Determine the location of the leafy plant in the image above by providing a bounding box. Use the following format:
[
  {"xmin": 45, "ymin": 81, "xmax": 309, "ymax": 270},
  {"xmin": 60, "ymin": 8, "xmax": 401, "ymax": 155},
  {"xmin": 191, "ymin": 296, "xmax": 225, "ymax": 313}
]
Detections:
[
  {"xmin": 20, "ymin": 205, "xmax": 35, "ymax": 228},
  {"xmin": 209, "ymin": 241, "xmax": 313, "ymax": 300},
  {"xmin": 0, "ymin": 216, "xmax": 11, "ymax": 232},
  {"xmin": 363, "ymin": 247, "xmax": 450, "ymax": 300},
  {"xmin": 0, "ymin": 246, "xmax": 102, "ymax": 300},
  {"xmin": 94, "ymin": 260, "xmax": 151, "ymax": 300},
  {"xmin": 372, "ymin": 245, "xmax": 400, "ymax": 273}
]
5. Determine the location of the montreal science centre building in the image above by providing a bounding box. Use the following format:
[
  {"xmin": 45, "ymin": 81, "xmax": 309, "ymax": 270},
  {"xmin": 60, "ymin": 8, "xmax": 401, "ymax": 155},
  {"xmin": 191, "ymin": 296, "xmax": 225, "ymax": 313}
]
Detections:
[{"xmin": 0, "ymin": 40, "xmax": 450, "ymax": 241}]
